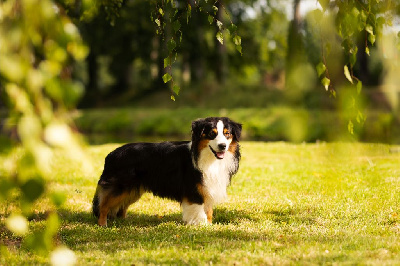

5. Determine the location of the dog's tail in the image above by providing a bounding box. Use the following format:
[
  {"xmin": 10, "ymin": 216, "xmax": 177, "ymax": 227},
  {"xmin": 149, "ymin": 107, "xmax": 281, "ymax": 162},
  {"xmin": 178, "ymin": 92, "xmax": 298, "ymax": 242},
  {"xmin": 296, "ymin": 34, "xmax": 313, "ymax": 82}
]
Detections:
[{"xmin": 92, "ymin": 185, "xmax": 101, "ymax": 218}]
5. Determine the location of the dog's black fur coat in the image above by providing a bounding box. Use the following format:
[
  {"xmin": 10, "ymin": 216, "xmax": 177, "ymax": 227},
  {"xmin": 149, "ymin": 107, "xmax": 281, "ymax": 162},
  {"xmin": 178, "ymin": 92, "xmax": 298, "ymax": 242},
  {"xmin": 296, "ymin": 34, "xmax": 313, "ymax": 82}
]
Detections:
[{"xmin": 92, "ymin": 117, "xmax": 242, "ymax": 225}]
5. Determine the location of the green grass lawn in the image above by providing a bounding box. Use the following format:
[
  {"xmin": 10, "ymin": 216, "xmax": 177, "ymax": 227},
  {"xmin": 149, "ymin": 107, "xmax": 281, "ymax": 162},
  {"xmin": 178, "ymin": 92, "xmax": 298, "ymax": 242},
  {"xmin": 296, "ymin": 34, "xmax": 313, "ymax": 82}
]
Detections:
[{"xmin": 1, "ymin": 142, "xmax": 400, "ymax": 264}]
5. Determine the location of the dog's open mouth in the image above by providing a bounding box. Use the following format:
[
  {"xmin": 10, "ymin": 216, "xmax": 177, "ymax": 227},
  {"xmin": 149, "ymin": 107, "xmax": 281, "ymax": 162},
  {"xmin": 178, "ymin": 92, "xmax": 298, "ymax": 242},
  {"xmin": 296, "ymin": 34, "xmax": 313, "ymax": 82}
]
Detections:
[{"xmin": 209, "ymin": 146, "xmax": 225, "ymax": 159}]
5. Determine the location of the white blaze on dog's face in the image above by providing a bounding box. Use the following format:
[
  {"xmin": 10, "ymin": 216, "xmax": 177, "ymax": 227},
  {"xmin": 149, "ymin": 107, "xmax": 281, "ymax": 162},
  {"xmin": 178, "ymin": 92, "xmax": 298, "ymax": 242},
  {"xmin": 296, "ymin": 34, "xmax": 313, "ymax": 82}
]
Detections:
[
  {"xmin": 192, "ymin": 117, "xmax": 241, "ymax": 163},
  {"xmin": 208, "ymin": 120, "xmax": 232, "ymax": 159}
]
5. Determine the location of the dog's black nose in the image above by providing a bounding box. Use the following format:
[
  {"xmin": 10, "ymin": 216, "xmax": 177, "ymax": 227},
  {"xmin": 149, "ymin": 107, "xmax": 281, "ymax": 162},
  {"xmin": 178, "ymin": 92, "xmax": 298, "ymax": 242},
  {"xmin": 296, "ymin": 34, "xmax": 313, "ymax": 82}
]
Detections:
[{"xmin": 218, "ymin": 143, "xmax": 226, "ymax": 150}]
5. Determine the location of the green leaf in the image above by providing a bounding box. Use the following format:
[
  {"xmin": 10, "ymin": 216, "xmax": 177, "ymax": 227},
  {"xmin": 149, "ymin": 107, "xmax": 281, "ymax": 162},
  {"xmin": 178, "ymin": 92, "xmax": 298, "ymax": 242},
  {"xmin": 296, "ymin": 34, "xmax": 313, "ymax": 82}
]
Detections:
[
  {"xmin": 229, "ymin": 24, "xmax": 237, "ymax": 33},
  {"xmin": 173, "ymin": 20, "xmax": 181, "ymax": 33},
  {"xmin": 365, "ymin": 46, "xmax": 370, "ymax": 56},
  {"xmin": 344, "ymin": 65, "xmax": 353, "ymax": 84},
  {"xmin": 359, "ymin": 10, "xmax": 368, "ymax": 28},
  {"xmin": 316, "ymin": 62, "xmax": 326, "ymax": 77},
  {"xmin": 356, "ymin": 111, "xmax": 366, "ymax": 124},
  {"xmin": 167, "ymin": 39, "xmax": 176, "ymax": 52},
  {"xmin": 45, "ymin": 212, "xmax": 60, "ymax": 237},
  {"xmin": 24, "ymin": 231, "xmax": 49, "ymax": 254},
  {"xmin": 0, "ymin": 179, "xmax": 14, "ymax": 200},
  {"xmin": 216, "ymin": 31, "xmax": 223, "ymax": 44},
  {"xmin": 208, "ymin": 15, "xmax": 213, "ymax": 25},
  {"xmin": 51, "ymin": 191, "xmax": 67, "ymax": 207},
  {"xmin": 321, "ymin": 77, "xmax": 330, "ymax": 91},
  {"xmin": 310, "ymin": 9, "xmax": 323, "ymax": 23},
  {"xmin": 21, "ymin": 178, "xmax": 45, "ymax": 203},
  {"xmin": 172, "ymin": 85, "xmax": 180, "ymax": 95},
  {"xmin": 158, "ymin": 8, "xmax": 164, "ymax": 16},
  {"xmin": 187, "ymin": 4, "xmax": 191, "ymax": 24},
  {"xmin": 365, "ymin": 24, "xmax": 373, "ymax": 35},
  {"xmin": 351, "ymin": 7, "xmax": 360, "ymax": 18},
  {"xmin": 236, "ymin": 45, "xmax": 242, "ymax": 55},
  {"xmin": 356, "ymin": 80, "xmax": 362, "ymax": 95},
  {"xmin": 233, "ymin": 35, "xmax": 241, "ymax": 46},
  {"xmin": 164, "ymin": 57, "xmax": 171, "ymax": 68},
  {"xmin": 212, "ymin": 5, "xmax": 218, "ymax": 15},
  {"xmin": 162, "ymin": 73, "xmax": 172, "ymax": 83},
  {"xmin": 318, "ymin": 0, "xmax": 330, "ymax": 11},
  {"xmin": 368, "ymin": 33, "xmax": 376, "ymax": 45},
  {"xmin": 171, "ymin": 95, "xmax": 176, "ymax": 101},
  {"xmin": 348, "ymin": 120, "xmax": 354, "ymax": 135},
  {"xmin": 216, "ymin": 20, "xmax": 223, "ymax": 30},
  {"xmin": 350, "ymin": 51, "xmax": 357, "ymax": 67},
  {"xmin": 155, "ymin": 18, "xmax": 161, "ymax": 27}
]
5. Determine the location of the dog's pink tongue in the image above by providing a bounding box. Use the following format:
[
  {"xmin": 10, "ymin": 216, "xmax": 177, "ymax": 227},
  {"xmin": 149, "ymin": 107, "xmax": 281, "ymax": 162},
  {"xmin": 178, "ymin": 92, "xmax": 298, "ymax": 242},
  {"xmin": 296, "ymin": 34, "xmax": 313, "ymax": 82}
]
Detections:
[{"xmin": 216, "ymin": 152, "xmax": 225, "ymax": 159}]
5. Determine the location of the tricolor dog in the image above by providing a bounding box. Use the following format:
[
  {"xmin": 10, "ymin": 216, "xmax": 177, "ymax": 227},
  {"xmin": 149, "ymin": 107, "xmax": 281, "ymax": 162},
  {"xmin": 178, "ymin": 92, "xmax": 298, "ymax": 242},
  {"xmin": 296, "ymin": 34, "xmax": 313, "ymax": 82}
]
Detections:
[{"xmin": 92, "ymin": 117, "xmax": 242, "ymax": 226}]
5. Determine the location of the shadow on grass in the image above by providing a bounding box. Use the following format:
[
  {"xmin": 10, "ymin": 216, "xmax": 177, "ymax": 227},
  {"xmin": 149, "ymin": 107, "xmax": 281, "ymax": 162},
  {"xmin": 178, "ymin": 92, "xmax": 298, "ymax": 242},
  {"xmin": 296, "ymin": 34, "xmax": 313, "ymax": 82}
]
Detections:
[
  {"xmin": 213, "ymin": 207, "xmax": 260, "ymax": 224},
  {"xmin": 57, "ymin": 207, "xmax": 277, "ymax": 253},
  {"xmin": 57, "ymin": 206, "xmax": 263, "ymax": 227},
  {"xmin": 267, "ymin": 208, "xmax": 317, "ymax": 225},
  {"xmin": 58, "ymin": 208, "xmax": 183, "ymax": 227},
  {"xmin": 56, "ymin": 206, "xmax": 324, "ymax": 256}
]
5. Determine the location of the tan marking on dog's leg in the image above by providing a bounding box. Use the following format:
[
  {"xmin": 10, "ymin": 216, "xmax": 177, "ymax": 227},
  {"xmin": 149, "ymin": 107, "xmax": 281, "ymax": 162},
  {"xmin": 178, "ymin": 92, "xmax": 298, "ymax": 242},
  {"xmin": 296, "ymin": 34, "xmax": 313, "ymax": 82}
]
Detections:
[
  {"xmin": 98, "ymin": 192, "xmax": 128, "ymax": 226},
  {"xmin": 197, "ymin": 184, "xmax": 213, "ymax": 224},
  {"xmin": 205, "ymin": 207, "xmax": 213, "ymax": 224},
  {"xmin": 98, "ymin": 210, "xmax": 108, "ymax": 226},
  {"xmin": 115, "ymin": 187, "xmax": 145, "ymax": 219}
]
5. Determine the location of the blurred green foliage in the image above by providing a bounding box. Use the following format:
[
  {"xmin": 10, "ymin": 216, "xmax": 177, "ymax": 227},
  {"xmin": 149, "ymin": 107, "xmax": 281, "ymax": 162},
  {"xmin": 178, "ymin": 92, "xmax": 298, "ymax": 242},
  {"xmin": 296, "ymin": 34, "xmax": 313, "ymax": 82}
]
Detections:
[{"xmin": 0, "ymin": 0, "xmax": 90, "ymax": 261}]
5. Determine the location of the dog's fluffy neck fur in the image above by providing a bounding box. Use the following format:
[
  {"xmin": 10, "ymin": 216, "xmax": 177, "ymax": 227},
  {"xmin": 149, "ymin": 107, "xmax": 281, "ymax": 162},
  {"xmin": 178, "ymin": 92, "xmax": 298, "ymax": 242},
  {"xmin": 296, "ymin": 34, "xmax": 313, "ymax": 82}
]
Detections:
[{"xmin": 193, "ymin": 143, "xmax": 236, "ymax": 204}]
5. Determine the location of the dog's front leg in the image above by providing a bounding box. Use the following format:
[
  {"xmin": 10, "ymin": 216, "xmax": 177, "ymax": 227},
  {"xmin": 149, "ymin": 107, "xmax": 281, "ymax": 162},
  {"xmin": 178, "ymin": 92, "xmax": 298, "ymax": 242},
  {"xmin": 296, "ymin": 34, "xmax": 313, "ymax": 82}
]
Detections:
[
  {"xmin": 204, "ymin": 202, "xmax": 213, "ymax": 224},
  {"xmin": 181, "ymin": 199, "xmax": 208, "ymax": 225}
]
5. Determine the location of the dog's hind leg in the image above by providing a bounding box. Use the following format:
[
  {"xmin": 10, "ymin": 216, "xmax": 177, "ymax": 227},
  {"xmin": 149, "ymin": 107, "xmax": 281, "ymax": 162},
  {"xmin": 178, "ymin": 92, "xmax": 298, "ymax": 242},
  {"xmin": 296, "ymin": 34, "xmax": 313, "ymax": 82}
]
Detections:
[
  {"xmin": 98, "ymin": 191, "xmax": 129, "ymax": 226},
  {"xmin": 116, "ymin": 208, "xmax": 127, "ymax": 218},
  {"xmin": 92, "ymin": 185, "xmax": 101, "ymax": 218},
  {"xmin": 116, "ymin": 187, "xmax": 145, "ymax": 219}
]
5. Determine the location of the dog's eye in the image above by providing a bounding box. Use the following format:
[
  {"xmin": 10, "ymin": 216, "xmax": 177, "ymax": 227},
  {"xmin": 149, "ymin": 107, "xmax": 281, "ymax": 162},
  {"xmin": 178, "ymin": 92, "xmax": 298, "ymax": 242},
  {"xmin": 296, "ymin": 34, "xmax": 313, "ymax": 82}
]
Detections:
[
  {"xmin": 223, "ymin": 130, "xmax": 232, "ymax": 138},
  {"xmin": 208, "ymin": 130, "xmax": 217, "ymax": 139}
]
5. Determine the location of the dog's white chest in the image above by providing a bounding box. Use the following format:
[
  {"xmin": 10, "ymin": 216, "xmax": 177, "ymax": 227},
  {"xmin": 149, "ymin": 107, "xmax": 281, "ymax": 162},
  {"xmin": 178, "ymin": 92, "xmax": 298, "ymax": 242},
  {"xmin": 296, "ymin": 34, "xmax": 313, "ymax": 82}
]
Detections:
[{"xmin": 198, "ymin": 151, "xmax": 234, "ymax": 204}]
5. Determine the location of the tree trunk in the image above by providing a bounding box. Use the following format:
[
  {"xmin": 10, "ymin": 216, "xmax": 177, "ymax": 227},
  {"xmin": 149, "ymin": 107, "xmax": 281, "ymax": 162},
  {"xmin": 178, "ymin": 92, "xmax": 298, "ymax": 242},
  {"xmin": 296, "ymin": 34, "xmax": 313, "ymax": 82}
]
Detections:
[
  {"xmin": 286, "ymin": 0, "xmax": 303, "ymax": 75},
  {"xmin": 189, "ymin": 1, "xmax": 205, "ymax": 83},
  {"xmin": 80, "ymin": 50, "xmax": 99, "ymax": 107},
  {"xmin": 214, "ymin": 0, "xmax": 226, "ymax": 84}
]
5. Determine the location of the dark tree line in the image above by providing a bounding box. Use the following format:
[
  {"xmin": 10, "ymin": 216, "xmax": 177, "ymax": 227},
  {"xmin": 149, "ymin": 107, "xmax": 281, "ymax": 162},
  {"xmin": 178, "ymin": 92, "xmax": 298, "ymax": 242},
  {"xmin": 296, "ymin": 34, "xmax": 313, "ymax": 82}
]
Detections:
[{"xmin": 52, "ymin": 0, "xmax": 398, "ymax": 109}]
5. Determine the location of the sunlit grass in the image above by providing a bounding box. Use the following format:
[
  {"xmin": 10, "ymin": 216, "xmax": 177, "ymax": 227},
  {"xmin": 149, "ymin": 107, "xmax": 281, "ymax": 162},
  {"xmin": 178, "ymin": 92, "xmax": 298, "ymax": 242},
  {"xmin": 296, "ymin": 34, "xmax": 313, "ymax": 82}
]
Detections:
[{"xmin": 1, "ymin": 142, "xmax": 400, "ymax": 264}]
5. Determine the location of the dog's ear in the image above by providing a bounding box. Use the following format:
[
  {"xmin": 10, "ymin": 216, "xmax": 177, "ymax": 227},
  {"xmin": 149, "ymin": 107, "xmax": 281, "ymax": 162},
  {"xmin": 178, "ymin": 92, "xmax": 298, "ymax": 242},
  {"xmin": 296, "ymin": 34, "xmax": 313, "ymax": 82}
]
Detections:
[
  {"xmin": 230, "ymin": 121, "xmax": 242, "ymax": 141},
  {"xmin": 191, "ymin": 119, "xmax": 206, "ymax": 141}
]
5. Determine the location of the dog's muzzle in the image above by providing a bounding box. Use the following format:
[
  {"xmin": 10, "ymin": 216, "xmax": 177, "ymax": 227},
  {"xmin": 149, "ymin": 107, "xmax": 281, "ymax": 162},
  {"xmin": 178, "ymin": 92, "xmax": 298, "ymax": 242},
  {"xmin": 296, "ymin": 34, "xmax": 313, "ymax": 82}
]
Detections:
[{"xmin": 209, "ymin": 145, "xmax": 226, "ymax": 159}]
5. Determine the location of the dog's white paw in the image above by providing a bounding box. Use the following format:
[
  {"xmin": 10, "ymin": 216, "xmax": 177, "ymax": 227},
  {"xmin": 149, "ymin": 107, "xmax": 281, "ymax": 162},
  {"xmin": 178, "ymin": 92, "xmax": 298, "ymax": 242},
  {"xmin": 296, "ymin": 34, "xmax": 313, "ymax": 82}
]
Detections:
[
  {"xmin": 185, "ymin": 216, "xmax": 209, "ymax": 225},
  {"xmin": 182, "ymin": 201, "xmax": 208, "ymax": 225}
]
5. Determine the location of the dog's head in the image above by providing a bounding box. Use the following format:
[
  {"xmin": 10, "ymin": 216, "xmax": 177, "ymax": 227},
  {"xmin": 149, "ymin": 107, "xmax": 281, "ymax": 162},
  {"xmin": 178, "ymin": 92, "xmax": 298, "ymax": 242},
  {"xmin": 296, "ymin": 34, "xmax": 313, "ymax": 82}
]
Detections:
[{"xmin": 191, "ymin": 117, "xmax": 242, "ymax": 160}]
